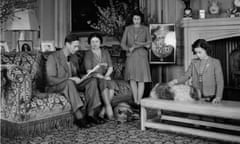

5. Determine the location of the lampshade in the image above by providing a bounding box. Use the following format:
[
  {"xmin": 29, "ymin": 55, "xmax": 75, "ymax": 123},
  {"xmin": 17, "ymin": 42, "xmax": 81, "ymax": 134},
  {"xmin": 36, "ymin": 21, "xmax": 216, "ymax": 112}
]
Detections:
[{"xmin": 6, "ymin": 9, "xmax": 39, "ymax": 31}]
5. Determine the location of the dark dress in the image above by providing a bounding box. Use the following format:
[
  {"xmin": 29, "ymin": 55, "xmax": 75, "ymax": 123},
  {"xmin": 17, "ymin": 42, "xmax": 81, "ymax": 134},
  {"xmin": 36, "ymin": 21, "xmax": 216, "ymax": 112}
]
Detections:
[
  {"xmin": 121, "ymin": 25, "xmax": 152, "ymax": 82},
  {"xmin": 84, "ymin": 49, "xmax": 118, "ymax": 91}
]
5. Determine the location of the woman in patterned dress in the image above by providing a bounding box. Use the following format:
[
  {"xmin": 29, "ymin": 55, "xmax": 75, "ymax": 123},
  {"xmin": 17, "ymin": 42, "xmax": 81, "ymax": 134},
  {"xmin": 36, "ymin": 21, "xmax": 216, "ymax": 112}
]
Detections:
[
  {"xmin": 84, "ymin": 33, "xmax": 118, "ymax": 120},
  {"xmin": 121, "ymin": 11, "xmax": 152, "ymax": 105}
]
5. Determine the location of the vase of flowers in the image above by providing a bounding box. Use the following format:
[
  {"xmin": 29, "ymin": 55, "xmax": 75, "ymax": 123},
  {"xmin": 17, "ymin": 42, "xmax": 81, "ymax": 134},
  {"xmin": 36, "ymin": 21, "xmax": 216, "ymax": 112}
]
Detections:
[{"xmin": 87, "ymin": 0, "xmax": 139, "ymax": 42}]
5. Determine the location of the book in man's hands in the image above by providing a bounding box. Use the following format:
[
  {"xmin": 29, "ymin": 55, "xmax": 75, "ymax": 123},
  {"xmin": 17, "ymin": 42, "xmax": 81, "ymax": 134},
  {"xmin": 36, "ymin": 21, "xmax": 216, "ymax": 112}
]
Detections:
[{"xmin": 78, "ymin": 63, "xmax": 107, "ymax": 84}]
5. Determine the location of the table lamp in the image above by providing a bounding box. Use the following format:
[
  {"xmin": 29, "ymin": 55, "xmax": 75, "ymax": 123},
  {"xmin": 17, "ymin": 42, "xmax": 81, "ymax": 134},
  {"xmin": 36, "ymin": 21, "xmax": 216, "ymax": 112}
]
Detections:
[{"xmin": 6, "ymin": 9, "xmax": 39, "ymax": 40}]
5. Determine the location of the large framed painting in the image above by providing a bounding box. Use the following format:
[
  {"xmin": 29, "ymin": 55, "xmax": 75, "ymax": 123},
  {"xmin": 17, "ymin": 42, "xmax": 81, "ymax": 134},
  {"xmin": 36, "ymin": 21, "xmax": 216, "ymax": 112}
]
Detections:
[{"xmin": 149, "ymin": 24, "xmax": 176, "ymax": 64}]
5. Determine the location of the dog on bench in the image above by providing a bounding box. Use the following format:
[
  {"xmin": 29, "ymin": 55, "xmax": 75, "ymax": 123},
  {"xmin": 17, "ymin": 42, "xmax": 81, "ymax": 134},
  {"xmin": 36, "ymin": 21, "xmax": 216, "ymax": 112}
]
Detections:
[{"xmin": 150, "ymin": 83, "xmax": 201, "ymax": 102}]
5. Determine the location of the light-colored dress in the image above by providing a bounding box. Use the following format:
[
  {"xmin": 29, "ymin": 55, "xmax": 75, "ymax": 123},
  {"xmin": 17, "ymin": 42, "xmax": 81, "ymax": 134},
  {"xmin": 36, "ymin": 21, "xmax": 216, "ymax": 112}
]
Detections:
[
  {"xmin": 121, "ymin": 25, "xmax": 152, "ymax": 82},
  {"xmin": 84, "ymin": 48, "xmax": 118, "ymax": 91}
]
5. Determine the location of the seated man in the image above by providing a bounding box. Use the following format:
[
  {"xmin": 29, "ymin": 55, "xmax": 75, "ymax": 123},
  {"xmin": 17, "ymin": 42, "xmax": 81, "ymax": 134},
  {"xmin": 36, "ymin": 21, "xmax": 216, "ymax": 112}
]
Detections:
[{"xmin": 46, "ymin": 34, "xmax": 104, "ymax": 128}]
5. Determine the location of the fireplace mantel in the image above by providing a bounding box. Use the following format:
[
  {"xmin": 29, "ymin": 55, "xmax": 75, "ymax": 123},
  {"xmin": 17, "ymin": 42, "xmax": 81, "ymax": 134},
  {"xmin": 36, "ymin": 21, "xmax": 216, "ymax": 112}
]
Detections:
[{"xmin": 181, "ymin": 17, "xmax": 240, "ymax": 70}]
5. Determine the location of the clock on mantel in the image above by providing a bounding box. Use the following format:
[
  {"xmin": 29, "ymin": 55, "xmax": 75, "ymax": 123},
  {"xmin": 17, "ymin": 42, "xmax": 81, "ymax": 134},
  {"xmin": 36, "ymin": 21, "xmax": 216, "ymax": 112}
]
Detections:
[{"xmin": 230, "ymin": 0, "xmax": 240, "ymax": 17}]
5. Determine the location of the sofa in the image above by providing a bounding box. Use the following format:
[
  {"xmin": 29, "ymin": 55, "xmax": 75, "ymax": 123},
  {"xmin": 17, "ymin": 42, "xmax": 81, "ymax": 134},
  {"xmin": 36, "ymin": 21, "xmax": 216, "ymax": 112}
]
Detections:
[{"xmin": 1, "ymin": 49, "xmax": 132, "ymax": 138}]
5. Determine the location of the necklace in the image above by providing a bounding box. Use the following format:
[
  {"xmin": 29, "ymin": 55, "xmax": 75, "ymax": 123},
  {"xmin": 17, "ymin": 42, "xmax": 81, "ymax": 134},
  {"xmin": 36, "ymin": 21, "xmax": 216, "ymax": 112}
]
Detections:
[{"xmin": 198, "ymin": 58, "xmax": 209, "ymax": 93}]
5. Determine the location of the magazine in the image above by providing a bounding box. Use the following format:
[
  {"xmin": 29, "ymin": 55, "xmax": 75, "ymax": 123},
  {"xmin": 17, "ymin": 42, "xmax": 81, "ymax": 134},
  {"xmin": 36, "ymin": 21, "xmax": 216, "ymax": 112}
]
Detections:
[{"xmin": 78, "ymin": 63, "xmax": 107, "ymax": 83}]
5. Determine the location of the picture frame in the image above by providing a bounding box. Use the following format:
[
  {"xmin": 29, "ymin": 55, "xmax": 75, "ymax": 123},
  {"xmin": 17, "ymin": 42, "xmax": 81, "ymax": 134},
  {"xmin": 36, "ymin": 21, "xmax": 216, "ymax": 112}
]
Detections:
[
  {"xmin": 149, "ymin": 24, "xmax": 176, "ymax": 64},
  {"xmin": 0, "ymin": 41, "xmax": 9, "ymax": 53},
  {"xmin": 41, "ymin": 41, "xmax": 55, "ymax": 52},
  {"xmin": 18, "ymin": 40, "xmax": 33, "ymax": 52}
]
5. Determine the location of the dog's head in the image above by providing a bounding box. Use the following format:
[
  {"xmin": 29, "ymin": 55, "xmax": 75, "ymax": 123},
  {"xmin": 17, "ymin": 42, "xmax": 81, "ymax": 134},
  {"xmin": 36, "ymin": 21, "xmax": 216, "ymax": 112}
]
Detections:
[
  {"xmin": 114, "ymin": 102, "xmax": 133, "ymax": 123},
  {"xmin": 150, "ymin": 83, "xmax": 174, "ymax": 100}
]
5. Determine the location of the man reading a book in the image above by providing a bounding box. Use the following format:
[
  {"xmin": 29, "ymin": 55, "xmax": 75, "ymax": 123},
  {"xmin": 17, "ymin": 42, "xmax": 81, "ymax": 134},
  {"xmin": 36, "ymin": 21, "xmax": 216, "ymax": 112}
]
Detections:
[{"xmin": 46, "ymin": 34, "xmax": 104, "ymax": 129}]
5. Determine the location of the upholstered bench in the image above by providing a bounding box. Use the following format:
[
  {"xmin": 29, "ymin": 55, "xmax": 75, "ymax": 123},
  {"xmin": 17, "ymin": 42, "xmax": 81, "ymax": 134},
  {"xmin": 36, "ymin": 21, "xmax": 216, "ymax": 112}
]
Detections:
[{"xmin": 140, "ymin": 98, "xmax": 240, "ymax": 143}]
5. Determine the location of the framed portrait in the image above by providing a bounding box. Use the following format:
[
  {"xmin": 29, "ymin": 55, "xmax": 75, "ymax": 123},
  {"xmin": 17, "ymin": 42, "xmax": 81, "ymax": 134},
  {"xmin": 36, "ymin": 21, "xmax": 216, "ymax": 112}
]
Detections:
[
  {"xmin": 18, "ymin": 40, "xmax": 33, "ymax": 52},
  {"xmin": 149, "ymin": 24, "xmax": 176, "ymax": 64},
  {"xmin": 0, "ymin": 41, "xmax": 9, "ymax": 53},
  {"xmin": 41, "ymin": 41, "xmax": 55, "ymax": 52}
]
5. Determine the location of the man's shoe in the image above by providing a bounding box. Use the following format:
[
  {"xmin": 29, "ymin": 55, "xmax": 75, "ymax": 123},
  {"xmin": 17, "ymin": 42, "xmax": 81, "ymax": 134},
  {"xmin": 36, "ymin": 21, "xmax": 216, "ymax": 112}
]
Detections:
[
  {"xmin": 96, "ymin": 116, "xmax": 106, "ymax": 124},
  {"xmin": 74, "ymin": 118, "xmax": 92, "ymax": 128},
  {"xmin": 86, "ymin": 116, "xmax": 102, "ymax": 125}
]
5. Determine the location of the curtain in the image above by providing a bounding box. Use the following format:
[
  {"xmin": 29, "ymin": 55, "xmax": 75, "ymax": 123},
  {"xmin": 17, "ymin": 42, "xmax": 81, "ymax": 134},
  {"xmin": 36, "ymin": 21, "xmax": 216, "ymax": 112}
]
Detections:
[
  {"xmin": 139, "ymin": 0, "xmax": 163, "ymax": 23},
  {"xmin": 54, "ymin": 0, "xmax": 71, "ymax": 48}
]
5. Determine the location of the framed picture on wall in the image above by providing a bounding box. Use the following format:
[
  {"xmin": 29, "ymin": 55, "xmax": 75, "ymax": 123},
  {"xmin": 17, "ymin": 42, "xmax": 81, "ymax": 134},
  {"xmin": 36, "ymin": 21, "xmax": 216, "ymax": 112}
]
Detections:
[
  {"xmin": 149, "ymin": 24, "xmax": 176, "ymax": 64},
  {"xmin": 0, "ymin": 41, "xmax": 9, "ymax": 53},
  {"xmin": 41, "ymin": 41, "xmax": 55, "ymax": 52},
  {"xmin": 18, "ymin": 40, "xmax": 33, "ymax": 52}
]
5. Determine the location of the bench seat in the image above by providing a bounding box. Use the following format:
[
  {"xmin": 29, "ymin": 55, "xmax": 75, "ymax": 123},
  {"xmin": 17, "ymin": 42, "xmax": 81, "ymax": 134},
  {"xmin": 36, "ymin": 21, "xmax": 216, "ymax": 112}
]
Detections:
[{"xmin": 140, "ymin": 98, "xmax": 240, "ymax": 143}]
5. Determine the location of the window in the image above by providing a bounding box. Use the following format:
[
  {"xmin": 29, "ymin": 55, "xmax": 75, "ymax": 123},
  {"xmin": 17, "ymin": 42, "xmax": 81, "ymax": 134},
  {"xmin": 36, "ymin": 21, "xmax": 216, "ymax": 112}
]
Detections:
[{"xmin": 71, "ymin": 0, "xmax": 139, "ymax": 33}]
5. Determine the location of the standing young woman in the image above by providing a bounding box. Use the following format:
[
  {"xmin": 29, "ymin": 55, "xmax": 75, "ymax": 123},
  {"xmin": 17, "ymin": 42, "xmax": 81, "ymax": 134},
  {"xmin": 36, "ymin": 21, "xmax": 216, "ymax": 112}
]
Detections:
[
  {"xmin": 121, "ymin": 11, "xmax": 152, "ymax": 105},
  {"xmin": 84, "ymin": 33, "xmax": 118, "ymax": 120},
  {"xmin": 169, "ymin": 39, "xmax": 224, "ymax": 103}
]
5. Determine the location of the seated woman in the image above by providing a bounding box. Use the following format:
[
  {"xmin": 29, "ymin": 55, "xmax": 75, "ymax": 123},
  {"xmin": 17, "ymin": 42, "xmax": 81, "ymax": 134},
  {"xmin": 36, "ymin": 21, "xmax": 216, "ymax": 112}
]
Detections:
[{"xmin": 84, "ymin": 33, "xmax": 119, "ymax": 120}]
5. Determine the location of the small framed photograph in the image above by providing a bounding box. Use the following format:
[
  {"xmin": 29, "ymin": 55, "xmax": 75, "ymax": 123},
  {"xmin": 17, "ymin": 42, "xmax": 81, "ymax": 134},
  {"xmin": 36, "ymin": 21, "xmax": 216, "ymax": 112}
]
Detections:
[
  {"xmin": 18, "ymin": 40, "xmax": 33, "ymax": 52},
  {"xmin": 0, "ymin": 41, "xmax": 9, "ymax": 53},
  {"xmin": 41, "ymin": 41, "xmax": 55, "ymax": 52},
  {"xmin": 149, "ymin": 24, "xmax": 176, "ymax": 64}
]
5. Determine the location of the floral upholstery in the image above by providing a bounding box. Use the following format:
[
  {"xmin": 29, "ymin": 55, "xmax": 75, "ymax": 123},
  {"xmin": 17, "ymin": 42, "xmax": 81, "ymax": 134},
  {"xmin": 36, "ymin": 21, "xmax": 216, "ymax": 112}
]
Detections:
[{"xmin": 1, "ymin": 50, "xmax": 132, "ymax": 137}]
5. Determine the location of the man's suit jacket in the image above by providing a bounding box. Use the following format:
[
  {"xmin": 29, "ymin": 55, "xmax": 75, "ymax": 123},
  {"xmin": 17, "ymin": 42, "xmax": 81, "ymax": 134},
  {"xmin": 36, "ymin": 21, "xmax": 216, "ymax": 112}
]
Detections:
[
  {"xmin": 177, "ymin": 56, "xmax": 224, "ymax": 99},
  {"xmin": 45, "ymin": 50, "xmax": 84, "ymax": 112},
  {"xmin": 46, "ymin": 50, "xmax": 71, "ymax": 88}
]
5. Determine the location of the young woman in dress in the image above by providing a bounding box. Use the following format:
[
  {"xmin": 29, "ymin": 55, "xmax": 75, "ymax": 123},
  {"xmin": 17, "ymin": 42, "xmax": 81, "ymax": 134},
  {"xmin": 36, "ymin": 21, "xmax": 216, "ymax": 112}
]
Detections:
[
  {"xmin": 84, "ymin": 33, "xmax": 118, "ymax": 120},
  {"xmin": 169, "ymin": 39, "xmax": 224, "ymax": 103},
  {"xmin": 121, "ymin": 11, "xmax": 152, "ymax": 105}
]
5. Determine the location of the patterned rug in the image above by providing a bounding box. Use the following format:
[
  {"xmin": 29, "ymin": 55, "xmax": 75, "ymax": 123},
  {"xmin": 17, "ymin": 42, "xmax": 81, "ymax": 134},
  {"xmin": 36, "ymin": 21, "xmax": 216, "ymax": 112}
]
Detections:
[{"xmin": 1, "ymin": 120, "xmax": 231, "ymax": 144}]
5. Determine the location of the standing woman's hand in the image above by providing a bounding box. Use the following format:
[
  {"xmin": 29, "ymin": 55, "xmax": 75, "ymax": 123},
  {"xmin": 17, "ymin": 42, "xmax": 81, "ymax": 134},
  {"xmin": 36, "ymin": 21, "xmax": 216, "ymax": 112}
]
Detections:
[{"xmin": 129, "ymin": 45, "xmax": 136, "ymax": 53}]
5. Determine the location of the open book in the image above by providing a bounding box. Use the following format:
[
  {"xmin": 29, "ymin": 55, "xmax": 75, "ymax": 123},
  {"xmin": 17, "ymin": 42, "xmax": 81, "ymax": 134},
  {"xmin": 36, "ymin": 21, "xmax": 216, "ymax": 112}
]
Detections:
[{"xmin": 78, "ymin": 63, "xmax": 107, "ymax": 84}]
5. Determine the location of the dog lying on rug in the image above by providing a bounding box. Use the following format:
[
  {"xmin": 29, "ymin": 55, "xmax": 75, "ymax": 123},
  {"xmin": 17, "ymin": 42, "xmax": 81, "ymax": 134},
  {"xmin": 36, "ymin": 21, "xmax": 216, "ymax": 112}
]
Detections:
[
  {"xmin": 113, "ymin": 102, "xmax": 140, "ymax": 124},
  {"xmin": 150, "ymin": 83, "xmax": 201, "ymax": 102}
]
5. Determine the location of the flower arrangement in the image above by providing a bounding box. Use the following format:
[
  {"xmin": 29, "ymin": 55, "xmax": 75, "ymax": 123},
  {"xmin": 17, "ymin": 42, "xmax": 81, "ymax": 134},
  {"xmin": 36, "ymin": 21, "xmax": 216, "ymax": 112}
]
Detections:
[{"xmin": 87, "ymin": 0, "xmax": 138, "ymax": 41}]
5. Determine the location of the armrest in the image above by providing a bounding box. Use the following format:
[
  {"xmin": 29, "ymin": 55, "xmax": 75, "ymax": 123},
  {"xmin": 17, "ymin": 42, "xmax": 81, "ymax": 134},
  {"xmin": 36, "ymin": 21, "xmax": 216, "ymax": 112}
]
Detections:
[
  {"xmin": 6, "ymin": 65, "xmax": 31, "ymax": 83},
  {"xmin": 1, "ymin": 65, "xmax": 33, "ymax": 121}
]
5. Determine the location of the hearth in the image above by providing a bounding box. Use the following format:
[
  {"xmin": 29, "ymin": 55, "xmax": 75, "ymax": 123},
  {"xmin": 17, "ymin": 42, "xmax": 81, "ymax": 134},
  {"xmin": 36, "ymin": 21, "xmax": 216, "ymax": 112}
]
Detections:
[{"xmin": 181, "ymin": 17, "xmax": 240, "ymax": 100}]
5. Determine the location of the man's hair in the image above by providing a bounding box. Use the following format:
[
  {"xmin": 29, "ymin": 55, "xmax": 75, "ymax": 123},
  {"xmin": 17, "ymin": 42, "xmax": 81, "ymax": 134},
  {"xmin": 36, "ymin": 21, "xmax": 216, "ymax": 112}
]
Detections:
[
  {"xmin": 87, "ymin": 33, "xmax": 103, "ymax": 44},
  {"xmin": 64, "ymin": 34, "xmax": 79, "ymax": 44}
]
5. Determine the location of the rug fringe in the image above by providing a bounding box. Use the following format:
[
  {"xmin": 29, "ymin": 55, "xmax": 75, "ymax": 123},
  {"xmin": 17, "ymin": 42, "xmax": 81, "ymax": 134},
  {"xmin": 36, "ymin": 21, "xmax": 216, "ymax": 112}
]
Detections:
[{"xmin": 1, "ymin": 113, "xmax": 73, "ymax": 138}]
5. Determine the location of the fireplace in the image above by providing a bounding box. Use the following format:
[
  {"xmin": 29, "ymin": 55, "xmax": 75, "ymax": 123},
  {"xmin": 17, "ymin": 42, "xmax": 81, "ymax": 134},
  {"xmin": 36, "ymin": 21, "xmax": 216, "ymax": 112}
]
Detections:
[{"xmin": 181, "ymin": 17, "xmax": 240, "ymax": 100}]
